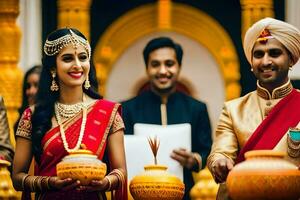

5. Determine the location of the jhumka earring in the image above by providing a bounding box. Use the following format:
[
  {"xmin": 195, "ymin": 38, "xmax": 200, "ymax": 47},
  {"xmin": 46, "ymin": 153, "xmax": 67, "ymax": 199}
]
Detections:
[
  {"xmin": 50, "ymin": 71, "xmax": 59, "ymax": 91},
  {"xmin": 84, "ymin": 76, "xmax": 91, "ymax": 90}
]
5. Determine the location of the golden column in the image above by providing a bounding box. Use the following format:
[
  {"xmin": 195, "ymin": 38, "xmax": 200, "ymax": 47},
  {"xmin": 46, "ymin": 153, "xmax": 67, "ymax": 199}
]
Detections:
[
  {"xmin": 0, "ymin": 0, "xmax": 23, "ymax": 147},
  {"xmin": 240, "ymin": 0, "xmax": 274, "ymax": 39},
  {"xmin": 57, "ymin": 0, "xmax": 91, "ymax": 40},
  {"xmin": 158, "ymin": 0, "xmax": 171, "ymax": 29}
]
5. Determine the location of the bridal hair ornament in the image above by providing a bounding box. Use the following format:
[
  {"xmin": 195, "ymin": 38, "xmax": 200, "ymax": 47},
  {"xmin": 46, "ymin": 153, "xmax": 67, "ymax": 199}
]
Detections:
[{"xmin": 44, "ymin": 29, "xmax": 91, "ymax": 59}]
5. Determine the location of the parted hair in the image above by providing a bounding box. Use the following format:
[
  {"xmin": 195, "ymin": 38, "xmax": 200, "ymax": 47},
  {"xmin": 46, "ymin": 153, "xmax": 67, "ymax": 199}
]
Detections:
[{"xmin": 143, "ymin": 36, "xmax": 183, "ymax": 67}]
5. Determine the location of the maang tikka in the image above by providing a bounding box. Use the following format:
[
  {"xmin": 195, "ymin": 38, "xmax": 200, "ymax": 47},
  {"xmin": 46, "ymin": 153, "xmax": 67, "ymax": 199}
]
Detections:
[
  {"xmin": 50, "ymin": 71, "xmax": 59, "ymax": 91},
  {"xmin": 43, "ymin": 29, "xmax": 91, "ymax": 59}
]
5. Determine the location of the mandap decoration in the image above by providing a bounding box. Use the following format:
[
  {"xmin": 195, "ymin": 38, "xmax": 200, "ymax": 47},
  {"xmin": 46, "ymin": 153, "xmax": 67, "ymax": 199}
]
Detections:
[
  {"xmin": 226, "ymin": 150, "xmax": 300, "ymax": 200},
  {"xmin": 56, "ymin": 149, "xmax": 107, "ymax": 185},
  {"xmin": 129, "ymin": 136, "xmax": 185, "ymax": 200}
]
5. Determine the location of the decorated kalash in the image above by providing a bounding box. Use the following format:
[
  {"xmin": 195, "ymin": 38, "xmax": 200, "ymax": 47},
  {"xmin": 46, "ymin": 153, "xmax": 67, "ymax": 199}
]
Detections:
[{"xmin": 129, "ymin": 137, "xmax": 185, "ymax": 200}]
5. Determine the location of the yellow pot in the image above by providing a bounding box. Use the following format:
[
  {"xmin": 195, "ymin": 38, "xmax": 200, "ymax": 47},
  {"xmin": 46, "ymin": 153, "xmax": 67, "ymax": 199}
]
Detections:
[
  {"xmin": 129, "ymin": 165, "xmax": 185, "ymax": 200},
  {"xmin": 226, "ymin": 150, "xmax": 300, "ymax": 200},
  {"xmin": 56, "ymin": 150, "xmax": 107, "ymax": 185}
]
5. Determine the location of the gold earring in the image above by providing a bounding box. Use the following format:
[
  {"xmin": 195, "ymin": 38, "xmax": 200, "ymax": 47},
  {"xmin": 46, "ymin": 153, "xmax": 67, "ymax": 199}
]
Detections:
[
  {"xmin": 84, "ymin": 76, "xmax": 91, "ymax": 89},
  {"xmin": 50, "ymin": 71, "xmax": 59, "ymax": 91},
  {"xmin": 289, "ymin": 66, "xmax": 293, "ymax": 71}
]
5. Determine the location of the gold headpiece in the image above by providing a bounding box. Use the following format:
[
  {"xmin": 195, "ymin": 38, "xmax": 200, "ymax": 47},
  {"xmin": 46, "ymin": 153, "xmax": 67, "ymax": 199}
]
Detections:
[
  {"xmin": 43, "ymin": 29, "xmax": 91, "ymax": 58},
  {"xmin": 257, "ymin": 29, "xmax": 274, "ymax": 43}
]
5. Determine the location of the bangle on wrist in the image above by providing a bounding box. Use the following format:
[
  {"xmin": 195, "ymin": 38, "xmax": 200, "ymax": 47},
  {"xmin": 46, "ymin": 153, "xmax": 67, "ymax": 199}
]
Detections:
[
  {"xmin": 21, "ymin": 174, "xmax": 30, "ymax": 190},
  {"xmin": 105, "ymin": 176, "xmax": 112, "ymax": 191}
]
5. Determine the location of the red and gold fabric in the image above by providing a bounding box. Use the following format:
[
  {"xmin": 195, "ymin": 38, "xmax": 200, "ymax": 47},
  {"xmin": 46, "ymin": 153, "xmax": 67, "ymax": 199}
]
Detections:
[{"xmin": 16, "ymin": 99, "xmax": 126, "ymax": 200}]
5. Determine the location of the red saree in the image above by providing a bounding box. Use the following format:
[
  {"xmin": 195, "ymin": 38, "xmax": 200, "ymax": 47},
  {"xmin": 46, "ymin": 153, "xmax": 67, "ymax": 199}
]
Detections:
[
  {"xmin": 33, "ymin": 99, "xmax": 127, "ymax": 200},
  {"xmin": 236, "ymin": 89, "xmax": 300, "ymax": 163}
]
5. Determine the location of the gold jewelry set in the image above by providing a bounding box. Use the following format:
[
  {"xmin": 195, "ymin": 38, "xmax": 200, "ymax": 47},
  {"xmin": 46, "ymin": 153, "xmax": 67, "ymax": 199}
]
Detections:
[
  {"xmin": 47, "ymin": 29, "xmax": 91, "ymax": 92},
  {"xmin": 54, "ymin": 94, "xmax": 87, "ymax": 153}
]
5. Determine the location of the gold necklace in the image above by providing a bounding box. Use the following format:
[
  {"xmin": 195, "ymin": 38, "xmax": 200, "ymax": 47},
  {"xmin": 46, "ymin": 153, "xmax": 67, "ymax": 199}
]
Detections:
[
  {"xmin": 56, "ymin": 101, "xmax": 84, "ymax": 119},
  {"xmin": 55, "ymin": 94, "xmax": 87, "ymax": 153}
]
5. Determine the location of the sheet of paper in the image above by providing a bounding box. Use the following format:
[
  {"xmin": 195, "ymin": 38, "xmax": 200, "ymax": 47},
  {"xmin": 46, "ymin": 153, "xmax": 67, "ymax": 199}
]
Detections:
[{"xmin": 124, "ymin": 123, "xmax": 191, "ymax": 182}]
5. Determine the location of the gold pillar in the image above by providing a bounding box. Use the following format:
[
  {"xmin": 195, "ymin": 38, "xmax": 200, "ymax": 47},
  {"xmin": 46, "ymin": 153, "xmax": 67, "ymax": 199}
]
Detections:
[
  {"xmin": 0, "ymin": 0, "xmax": 23, "ymax": 147},
  {"xmin": 240, "ymin": 0, "xmax": 274, "ymax": 39},
  {"xmin": 158, "ymin": 0, "xmax": 172, "ymax": 29},
  {"xmin": 57, "ymin": 0, "xmax": 91, "ymax": 40}
]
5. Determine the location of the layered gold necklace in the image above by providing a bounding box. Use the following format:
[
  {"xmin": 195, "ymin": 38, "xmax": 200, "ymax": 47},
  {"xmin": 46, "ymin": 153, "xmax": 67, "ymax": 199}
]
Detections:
[{"xmin": 54, "ymin": 94, "xmax": 87, "ymax": 153}]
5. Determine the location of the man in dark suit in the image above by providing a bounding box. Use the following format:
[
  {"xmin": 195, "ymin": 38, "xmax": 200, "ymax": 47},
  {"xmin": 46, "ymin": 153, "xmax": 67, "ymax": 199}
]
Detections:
[
  {"xmin": 122, "ymin": 37, "xmax": 212, "ymax": 200},
  {"xmin": 0, "ymin": 96, "xmax": 14, "ymax": 163}
]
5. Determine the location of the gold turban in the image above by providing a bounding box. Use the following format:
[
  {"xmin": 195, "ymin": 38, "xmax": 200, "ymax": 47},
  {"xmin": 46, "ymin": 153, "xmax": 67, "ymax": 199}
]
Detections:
[{"xmin": 243, "ymin": 17, "xmax": 300, "ymax": 65}]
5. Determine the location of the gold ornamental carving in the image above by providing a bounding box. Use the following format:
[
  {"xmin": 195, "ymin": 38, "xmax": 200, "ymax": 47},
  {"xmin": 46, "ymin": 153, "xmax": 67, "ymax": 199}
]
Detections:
[
  {"xmin": 94, "ymin": 2, "xmax": 241, "ymax": 100},
  {"xmin": 0, "ymin": 0, "xmax": 23, "ymax": 147},
  {"xmin": 240, "ymin": 0, "xmax": 274, "ymax": 39},
  {"xmin": 57, "ymin": 0, "xmax": 91, "ymax": 40},
  {"xmin": 0, "ymin": 159, "xmax": 18, "ymax": 199}
]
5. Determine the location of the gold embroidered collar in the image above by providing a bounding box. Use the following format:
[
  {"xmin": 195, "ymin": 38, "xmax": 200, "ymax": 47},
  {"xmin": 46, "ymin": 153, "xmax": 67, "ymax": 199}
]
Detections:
[{"xmin": 257, "ymin": 80, "xmax": 293, "ymax": 100}]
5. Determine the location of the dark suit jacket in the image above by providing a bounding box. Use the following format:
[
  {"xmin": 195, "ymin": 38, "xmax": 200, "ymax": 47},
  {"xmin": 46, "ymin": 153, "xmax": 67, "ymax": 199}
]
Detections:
[
  {"xmin": 122, "ymin": 90, "xmax": 212, "ymax": 200},
  {"xmin": 0, "ymin": 96, "xmax": 14, "ymax": 163}
]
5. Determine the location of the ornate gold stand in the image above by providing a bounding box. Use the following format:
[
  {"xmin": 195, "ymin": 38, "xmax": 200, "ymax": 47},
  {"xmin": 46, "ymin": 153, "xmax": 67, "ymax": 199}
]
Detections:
[
  {"xmin": 0, "ymin": 160, "xmax": 18, "ymax": 199},
  {"xmin": 0, "ymin": 0, "xmax": 23, "ymax": 147}
]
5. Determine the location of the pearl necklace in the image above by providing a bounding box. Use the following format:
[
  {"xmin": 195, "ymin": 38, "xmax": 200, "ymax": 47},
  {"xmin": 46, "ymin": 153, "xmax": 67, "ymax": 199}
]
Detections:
[{"xmin": 54, "ymin": 95, "xmax": 87, "ymax": 153}]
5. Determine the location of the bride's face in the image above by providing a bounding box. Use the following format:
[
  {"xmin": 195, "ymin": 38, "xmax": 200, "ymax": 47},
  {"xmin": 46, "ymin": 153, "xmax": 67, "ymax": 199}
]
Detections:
[{"xmin": 55, "ymin": 44, "xmax": 90, "ymax": 90}]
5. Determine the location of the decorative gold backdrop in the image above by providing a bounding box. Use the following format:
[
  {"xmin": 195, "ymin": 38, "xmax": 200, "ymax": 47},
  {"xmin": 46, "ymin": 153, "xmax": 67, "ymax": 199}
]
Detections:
[
  {"xmin": 0, "ymin": 0, "xmax": 23, "ymax": 147},
  {"xmin": 93, "ymin": 2, "xmax": 241, "ymax": 101}
]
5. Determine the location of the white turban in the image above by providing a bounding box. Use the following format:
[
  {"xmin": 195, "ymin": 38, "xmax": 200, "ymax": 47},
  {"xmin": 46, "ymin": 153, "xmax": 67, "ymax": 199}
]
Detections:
[{"xmin": 243, "ymin": 17, "xmax": 300, "ymax": 65}]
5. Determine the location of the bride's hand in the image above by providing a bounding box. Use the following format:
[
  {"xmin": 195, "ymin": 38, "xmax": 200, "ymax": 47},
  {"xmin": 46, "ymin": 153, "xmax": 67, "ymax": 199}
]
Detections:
[
  {"xmin": 77, "ymin": 177, "xmax": 110, "ymax": 192},
  {"xmin": 49, "ymin": 177, "xmax": 80, "ymax": 191}
]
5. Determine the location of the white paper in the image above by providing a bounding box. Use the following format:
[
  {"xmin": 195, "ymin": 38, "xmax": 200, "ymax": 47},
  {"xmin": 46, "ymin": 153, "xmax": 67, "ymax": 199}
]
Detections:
[{"xmin": 124, "ymin": 123, "xmax": 191, "ymax": 182}]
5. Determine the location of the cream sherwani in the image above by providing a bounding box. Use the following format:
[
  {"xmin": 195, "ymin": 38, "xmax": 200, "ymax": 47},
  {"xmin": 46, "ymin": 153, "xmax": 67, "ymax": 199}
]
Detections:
[{"xmin": 207, "ymin": 80, "xmax": 300, "ymax": 172}]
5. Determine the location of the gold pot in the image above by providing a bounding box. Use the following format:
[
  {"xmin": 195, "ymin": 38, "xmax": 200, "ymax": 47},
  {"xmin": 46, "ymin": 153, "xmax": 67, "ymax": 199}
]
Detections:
[
  {"xmin": 56, "ymin": 149, "xmax": 106, "ymax": 185},
  {"xmin": 226, "ymin": 150, "xmax": 300, "ymax": 200},
  {"xmin": 129, "ymin": 165, "xmax": 185, "ymax": 200}
]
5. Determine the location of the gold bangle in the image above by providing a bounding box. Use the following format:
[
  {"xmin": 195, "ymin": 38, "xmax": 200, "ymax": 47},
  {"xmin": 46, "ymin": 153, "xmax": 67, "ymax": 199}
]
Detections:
[
  {"xmin": 31, "ymin": 176, "xmax": 39, "ymax": 191},
  {"xmin": 46, "ymin": 177, "xmax": 51, "ymax": 190},
  {"xmin": 21, "ymin": 174, "xmax": 30, "ymax": 190},
  {"xmin": 105, "ymin": 176, "xmax": 112, "ymax": 191},
  {"xmin": 109, "ymin": 168, "xmax": 125, "ymax": 189}
]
